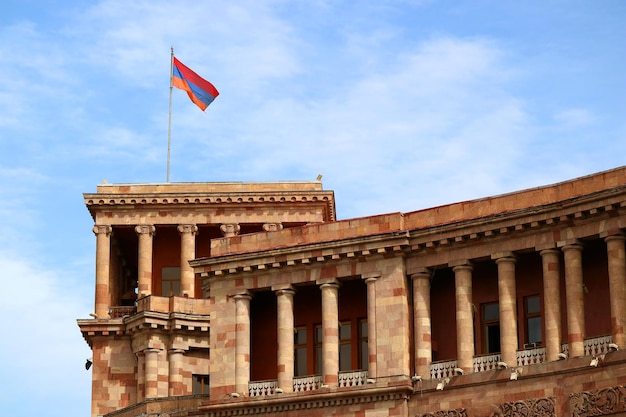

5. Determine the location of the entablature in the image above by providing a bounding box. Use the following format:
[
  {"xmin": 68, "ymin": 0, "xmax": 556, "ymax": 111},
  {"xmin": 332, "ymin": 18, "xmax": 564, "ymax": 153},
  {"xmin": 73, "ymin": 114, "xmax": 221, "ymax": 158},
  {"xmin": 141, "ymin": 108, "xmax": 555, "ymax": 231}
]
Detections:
[
  {"xmin": 194, "ymin": 232, "xmax": 410, "ymax": 279},
  {"xmin": 84, "ymin": 190, "xmax": 336, "ymax": 222}
]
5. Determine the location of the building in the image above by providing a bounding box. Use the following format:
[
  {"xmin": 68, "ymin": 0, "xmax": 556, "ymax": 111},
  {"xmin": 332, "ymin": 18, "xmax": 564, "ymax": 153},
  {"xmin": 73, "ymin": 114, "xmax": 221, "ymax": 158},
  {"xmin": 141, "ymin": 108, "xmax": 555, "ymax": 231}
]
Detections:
[{"xmin": 78, "ymin": 167, "xmax": 626, "ymax": 417}]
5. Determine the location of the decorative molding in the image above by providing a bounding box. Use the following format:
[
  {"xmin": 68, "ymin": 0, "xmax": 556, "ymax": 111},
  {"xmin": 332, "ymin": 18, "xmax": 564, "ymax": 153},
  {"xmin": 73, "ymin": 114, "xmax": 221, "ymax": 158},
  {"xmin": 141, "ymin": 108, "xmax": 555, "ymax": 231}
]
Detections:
[
  {"xmin": 570, "ymin": 385, "xmax": 626, "ymax": 417},
  {"xmin": 418, "ymin": 408, "xmax": 467, "ymax": 417},
  {"xmin": 201, "ymin": 391, "xmax": 408, "ymax": 417},
  {"xmin": 496, "ymin": 397, "xmax": 555, "ymax": 417}
]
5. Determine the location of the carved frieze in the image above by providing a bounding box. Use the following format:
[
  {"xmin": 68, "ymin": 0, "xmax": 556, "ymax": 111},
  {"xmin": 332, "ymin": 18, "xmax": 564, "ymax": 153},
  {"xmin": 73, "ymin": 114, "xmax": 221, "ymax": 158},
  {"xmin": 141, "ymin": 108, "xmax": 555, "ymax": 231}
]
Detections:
[
  {"xmin": 418, "ymin": 408, "xmax": 468, "ymax": 417},
  {"xmin": 496, "ymin": 397, "xmax": 555, "ymax": 417},
  {"xmin": 570, "ymin": 385, "xmax": 626, "ymax": 417}
]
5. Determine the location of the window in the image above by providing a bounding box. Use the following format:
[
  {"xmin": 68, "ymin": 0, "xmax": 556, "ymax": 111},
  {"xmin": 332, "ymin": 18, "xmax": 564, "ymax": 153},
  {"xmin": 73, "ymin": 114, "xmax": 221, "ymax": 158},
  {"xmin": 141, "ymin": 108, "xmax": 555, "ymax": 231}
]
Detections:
[
  {"xmin": 359, "ymin": 319, "xmax": 368, "ymax": 371},
  {"xmin": 339, "ymin": 321, "xmax": 352, "ymax": 371},
  {"xmin": 314, "ymin": 324, "xmax": 322, "ymax": 375},
  {"xmin": 162, "ymin": 267, "xmax": 181, "ymax": 296},
  {"xmin": 482, "ymin": 302, "xmax": 500, "ymax": 353},
  {"xmin": 525, "ymin": 295, "xmax": 542, "ymax": 346},
  {"xmin": 192, "ymin": 374, "xmax": 209, "ymax": 395},
  {"xmin": 294, "ymin": 327, "xmax": 307, "ymax": 376}
]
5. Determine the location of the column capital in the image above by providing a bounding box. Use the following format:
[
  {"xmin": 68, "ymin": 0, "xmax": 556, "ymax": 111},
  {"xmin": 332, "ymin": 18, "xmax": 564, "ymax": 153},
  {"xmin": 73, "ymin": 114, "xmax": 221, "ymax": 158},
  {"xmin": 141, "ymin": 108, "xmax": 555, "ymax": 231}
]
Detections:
[
  {"xmin": 491, "ymin": 251, "xmax": 516, "ymax": 262},
  {"xmin": 93, "ymin": 224, "xmax": 112, "ymax": 236},
  {"xmin": 168, "ymin": 348, "xmax": 185, "ymax": 355},
  {"xmin": 361, "ymin": 271, "xmax": 381, "ymax": 280},
  {"xmin": 318, "ymin": 279, "xmax": 340, "ymax": 289},
  {"xmin": 231, "ymin": 291, "xmax": 252, "ymax": 301},
  {"xmin": 539, "ymin": 248, "xmax": 561, "ymax": 257},
  {"xmin": 135, "ymin": 224, "xmax": 156, "ymax": 235},
  {"xmin": 272, "ymin": 284, "xmax": 296, "ymax": 295},
  {"xmin": 451, "ymin": 263, "xmax": 473, "ymax": 272},
  {"xmin": 603, "ymin": 231, "xmax": 626, "ymax": 243},
  {"xmin": 561, "ymin": 241, "xmax": 584, "ymax": 252},
  {"xmin": 410, "ymin": 268, "xmax": 432, "ymax": 280},
  {"xmin": 220, "ymin": 223, "xmax": 241, "ymax": 237},
  {"xmin": 177, "ymin": 224, "xmax": 198, "ymax": 235},
  {"xmin": 262, "ymin": 223, "xmax": 283, "ymax": 232}
]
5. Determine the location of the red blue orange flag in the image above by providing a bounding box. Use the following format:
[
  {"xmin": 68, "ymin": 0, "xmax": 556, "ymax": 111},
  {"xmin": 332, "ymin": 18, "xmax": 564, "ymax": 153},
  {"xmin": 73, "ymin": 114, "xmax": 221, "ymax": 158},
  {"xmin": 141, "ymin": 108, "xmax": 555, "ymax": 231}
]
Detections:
[{"xmin": 171, "ymin": 57, "xmax": 219, "ymax": 111}]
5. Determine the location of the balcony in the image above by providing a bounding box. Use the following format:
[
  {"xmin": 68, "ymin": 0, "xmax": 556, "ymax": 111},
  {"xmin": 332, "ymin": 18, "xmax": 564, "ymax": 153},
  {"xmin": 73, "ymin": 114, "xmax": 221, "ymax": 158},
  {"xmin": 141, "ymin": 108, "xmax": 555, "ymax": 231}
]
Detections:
[
  {"xmin": 106, "ymin": 296, "xmax": 211, "ymax": 320},
  {"xmin": 249, "ymin": 371, "xmax": 369, "ymax": 397},
  {"xmin": 429, "ymin": 335, "xmax": 613, "ymax": 378}
]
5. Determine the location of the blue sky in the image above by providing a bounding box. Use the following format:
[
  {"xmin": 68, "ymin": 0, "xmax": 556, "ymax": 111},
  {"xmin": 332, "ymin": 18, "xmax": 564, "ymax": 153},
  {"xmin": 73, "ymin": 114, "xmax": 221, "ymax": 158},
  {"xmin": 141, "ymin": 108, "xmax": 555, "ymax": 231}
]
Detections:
[{"xmin": 0, "ymin": 1, "xmax": 624, "ymax": 415}]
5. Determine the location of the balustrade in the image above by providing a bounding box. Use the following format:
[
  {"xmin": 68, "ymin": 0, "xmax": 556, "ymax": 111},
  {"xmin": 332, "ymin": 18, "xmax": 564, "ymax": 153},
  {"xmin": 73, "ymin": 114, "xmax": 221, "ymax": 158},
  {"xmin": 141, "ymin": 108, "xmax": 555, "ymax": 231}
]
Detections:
[
  {"xmin": 293, "ymin": 375, "xmax": 323, "ymax": 392},
  {"xmin": 517, "ymin": 346, "xmax": 546, "ymax": 366},
  {"xmin": 248, "ymin": 380, "xmax": 277, "ymax": 397},
  {"xmin": 473, "ymin": 353, "xmax": 501, "ymax": 372},
  {"xmin": 430, "ymin": 360, "xmax": 458, "ymax": 379},
  {"xmin": 338, "ymin": 370, "xmax": 368, "ymax": 387}
]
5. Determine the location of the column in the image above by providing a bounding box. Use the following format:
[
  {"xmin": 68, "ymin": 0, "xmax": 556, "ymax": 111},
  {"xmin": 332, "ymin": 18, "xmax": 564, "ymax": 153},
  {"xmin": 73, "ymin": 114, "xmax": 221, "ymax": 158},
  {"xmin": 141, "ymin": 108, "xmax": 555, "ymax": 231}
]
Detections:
[
  {"xmin": 540, "ymin": 248, "xmax": 563, "ymax": 361},
  {"xmin": 178, "ymin": 224, "xmax": 198, "ymax": 297},
  {"xmin": 494, "ymin": 253, "xmax": 518, "ymax": 366},
  {"xmin": 262, "ymin": 223, "xmax": 283, "ymax": 232},
  {"xmin": 144, "ymin": 348, "xmax": 161, "ymax": 399},
  {"xmin": 275, "ymin": 286, "xmax": 295, "ymax": 392},
  {"xmin": 410, "ymin": 269, "xmax": 431, "ymax": 379},
  {"xmin": 452, "ymin": 263, "xmax": 474, "ymax": 373},
  {"xmin": 136, "ymin": 351, "xmax": 145, "ymax": 402},
  {"xmin": 135, "ymin": 225, "xmax": 155, "ymax": 298},
  {"xmin": 220, "ymin": 223, "xmax": 241, "ymax": 238},
  {"xmin": 563, "ymin": 242, "xmax": 585, "ymax": 357},
  {"xmin": 93, "ymin": 225, "xmax": 112, "ymax": 318},
  {"xmin": 320, "ymin": 280, "xmax": 340, "ymax": 386},
  {"xmin": 168, "ymin": 349, "xmax": 185, "ymax": 396},
  {"xmin": 363, "ymin": 274, "xmax": 379, "ymax": 379},
  {"xmin": 233, "ymin": 292, "xmax": 252, "ymax": 395},
  {"xmin": 604, "ymin": 232, "xmax": 626, "ymax": 348}
]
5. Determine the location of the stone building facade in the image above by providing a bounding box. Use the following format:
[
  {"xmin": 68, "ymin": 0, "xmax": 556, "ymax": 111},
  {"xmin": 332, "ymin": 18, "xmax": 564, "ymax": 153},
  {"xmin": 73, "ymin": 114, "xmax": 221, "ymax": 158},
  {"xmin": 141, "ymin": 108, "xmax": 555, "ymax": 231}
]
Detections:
[{"xmin": 78, "ymin": 168, "xmax": 626, "ymax": 417}]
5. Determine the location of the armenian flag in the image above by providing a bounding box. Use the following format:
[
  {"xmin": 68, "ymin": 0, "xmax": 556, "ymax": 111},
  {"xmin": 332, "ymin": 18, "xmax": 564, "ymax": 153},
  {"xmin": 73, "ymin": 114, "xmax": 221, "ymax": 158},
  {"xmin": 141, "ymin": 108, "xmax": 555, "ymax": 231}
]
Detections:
[{"xmin": 171, "ymin": 57, "xmax": 219, "ymax": 111}]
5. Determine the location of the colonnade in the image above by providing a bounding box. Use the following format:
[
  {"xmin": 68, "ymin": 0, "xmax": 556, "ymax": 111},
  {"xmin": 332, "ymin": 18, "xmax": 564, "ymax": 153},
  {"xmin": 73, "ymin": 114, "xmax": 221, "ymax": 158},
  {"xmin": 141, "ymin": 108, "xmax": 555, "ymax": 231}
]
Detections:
[
  {"xmin": 410, "ymin": 232, "xmax": 626, "ymax": 378},
  {"xmin": 232, "ymin": 275, "xmax": 379, "ymax": 394},
  {"xmin": 92, "ymin": 222, "xmax": 283, "ymax": 318}
]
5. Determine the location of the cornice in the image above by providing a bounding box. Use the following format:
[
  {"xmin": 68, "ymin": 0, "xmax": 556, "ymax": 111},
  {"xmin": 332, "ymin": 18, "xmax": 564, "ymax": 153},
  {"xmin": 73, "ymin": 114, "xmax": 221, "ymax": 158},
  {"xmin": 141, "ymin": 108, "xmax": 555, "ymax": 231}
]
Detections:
[
  {"xmin": 195, "ymin": 187, "xmax": 626, "ymax": 278},
  {"xmin": 407, "ymin": 187, "xmax": 626, "ymax": 252},
  {"xmin": 77, "ymin": 310, "xmax": 210, "ymax": 347},
  {"xmin": 196, "ymin": 232, "xmax": 410, "ymax": 279},
  {"xmin": 84, "ymin": 190, "xmax": 336, "ymax": 221},
  {"xmin": 199, "ymin": 384, "xmax": 412, "ymax": 416}
]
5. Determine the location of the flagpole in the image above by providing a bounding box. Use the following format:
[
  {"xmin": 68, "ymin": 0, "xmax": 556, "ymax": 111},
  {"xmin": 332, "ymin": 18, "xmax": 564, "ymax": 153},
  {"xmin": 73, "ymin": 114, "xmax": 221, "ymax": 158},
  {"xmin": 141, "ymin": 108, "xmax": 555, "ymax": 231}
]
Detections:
[{"xmin": 166, "ymin": 46, "xmax": 174, "ymax": 182}]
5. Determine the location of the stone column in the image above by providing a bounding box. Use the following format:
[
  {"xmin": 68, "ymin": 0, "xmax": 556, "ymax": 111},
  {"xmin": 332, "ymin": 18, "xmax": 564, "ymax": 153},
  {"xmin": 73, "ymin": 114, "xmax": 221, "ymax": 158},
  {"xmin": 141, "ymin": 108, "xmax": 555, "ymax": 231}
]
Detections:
[
  {"xmin": 262, "ymin": 223, "xmax": 283, "ymax": 232},
  {"xmin": 563, "ymin": 242, "xmax": 585, "ymax": 357},
  {"xmin": 411, "ymin": 269, "xmax": 432, "ymax": 379},
  {"xmin": 136, "ymin": 351, "xmax": 145, "ymax": 402},
  {"xmin": 178, "ymin": 224, "xmax": 198, "ymax": 298},
  {"xmin": 494, "ymin": 253, "xmax": 518, "ymax": 366},
  {"xmin": 452, "ymin": 263, "xmax": 474, "ymax": 373},
  {"xmin": 363, "ymin": 274, "xmax": 379, "ymax": 379},
  {"xmin": 604, "ymin": 232, "xmax": 626, "ymax": 348},
  {"xmin": 144, "ymin": 348, "xmax": 161, "ymax": 399},
  {"xmin": 320, "ymin": 280, "xmax": 340, "ymax": 386},
  {"xmin": 540, "ymin": 248, "xmax": 563, "ymax": 361},
  {"xmin": 168, "ymin": 349, "xmax": 185, "ymax": 396},
  {"xmin": 233, "ymin": 293, "xmax": 252, "ymax": 395},
  {"xmin": 220, "ymin": 223, "xmax": 241, "ymax": 238},
  {"xmin": 275, "ymin": 286, "xmax": 295, "ymax": 392},
  {"xmin": 93, "ymin": 225, "xmax": 112, "ymax": 318},
  {"xmin": 135, "ymin": 225, "xmax": 155, "ymax": 298}
]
